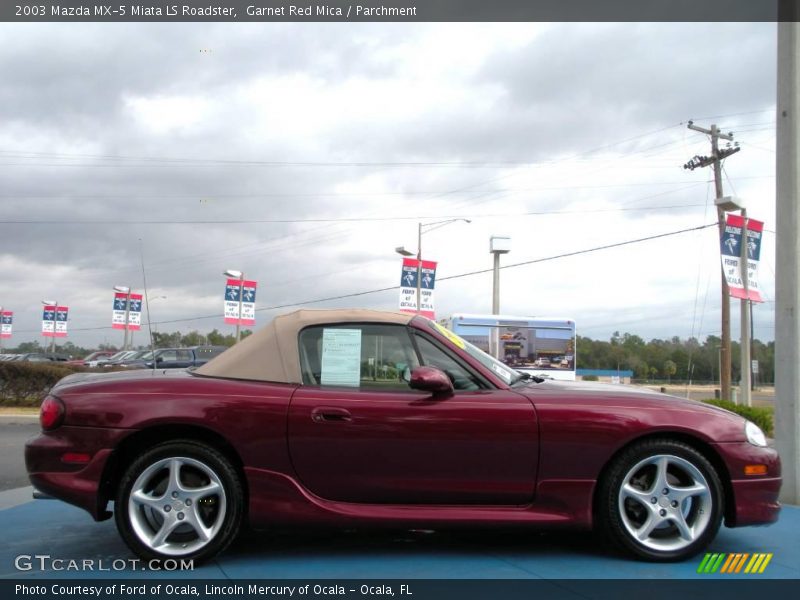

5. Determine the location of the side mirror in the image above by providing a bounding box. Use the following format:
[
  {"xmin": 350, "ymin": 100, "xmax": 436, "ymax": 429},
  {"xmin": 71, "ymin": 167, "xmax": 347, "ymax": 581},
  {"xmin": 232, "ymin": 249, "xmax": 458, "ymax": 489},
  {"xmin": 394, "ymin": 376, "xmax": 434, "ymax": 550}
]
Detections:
[
  {"xmin": 155, "ymin": 356, "xmax": 164, "ymax": 364},
  {"xmin": 409, "ymin": 366, "xmax": 454, "ymax": 396}
]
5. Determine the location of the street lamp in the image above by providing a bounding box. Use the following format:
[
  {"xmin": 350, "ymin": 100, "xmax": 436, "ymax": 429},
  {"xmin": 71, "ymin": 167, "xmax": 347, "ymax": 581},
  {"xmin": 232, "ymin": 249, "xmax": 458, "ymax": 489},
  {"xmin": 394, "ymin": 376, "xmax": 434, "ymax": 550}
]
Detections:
[
  {"xmin": 489, "ymin": 235, "xmax": 511, "ymax": 314},
  {"xmin": 114, "ymin": 285, "xmax": 132, "ymax": 351},
  {"xmin": 224, "ymin": 269, "xmax": 245, "ymax": 342},
  {"xmin": 395, "ymin": 219, "xmax": 471, "ymax": 314},
  {"xmin": 42, "ymin": 299, "xmax": 58, "ymax": 354}
]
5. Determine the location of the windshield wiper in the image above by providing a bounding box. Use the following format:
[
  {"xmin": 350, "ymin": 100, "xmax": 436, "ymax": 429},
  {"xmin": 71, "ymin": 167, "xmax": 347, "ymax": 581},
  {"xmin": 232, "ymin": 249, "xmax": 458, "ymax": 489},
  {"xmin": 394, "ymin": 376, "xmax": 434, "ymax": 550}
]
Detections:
[{"xmin": 512, "ymin": 371, "xmax": 545, "ymax": 385}]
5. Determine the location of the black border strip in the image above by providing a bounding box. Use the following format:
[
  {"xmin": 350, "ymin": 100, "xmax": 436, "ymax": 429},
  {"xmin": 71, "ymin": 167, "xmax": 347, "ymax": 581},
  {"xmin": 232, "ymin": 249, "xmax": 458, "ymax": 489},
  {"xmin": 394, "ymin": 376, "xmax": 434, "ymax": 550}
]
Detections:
[
  {"xmin": 0, "ymin": 0, "xmax": 791, "ymax": 23},
  {"xmin": 4, "ymin": 579, "xmax": 800, "ymax": 600}
]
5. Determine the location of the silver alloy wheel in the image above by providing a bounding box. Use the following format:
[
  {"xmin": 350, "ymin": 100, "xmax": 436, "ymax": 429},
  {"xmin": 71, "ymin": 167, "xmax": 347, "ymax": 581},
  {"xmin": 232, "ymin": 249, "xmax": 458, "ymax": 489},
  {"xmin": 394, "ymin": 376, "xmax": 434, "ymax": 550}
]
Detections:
[
  {"xmin": 617, "ymin": 454, "xmax": 712, "ymax": 553},
  {"xmin": 127, "ymin": 456, "xmax": 227, "ymax": 556}
]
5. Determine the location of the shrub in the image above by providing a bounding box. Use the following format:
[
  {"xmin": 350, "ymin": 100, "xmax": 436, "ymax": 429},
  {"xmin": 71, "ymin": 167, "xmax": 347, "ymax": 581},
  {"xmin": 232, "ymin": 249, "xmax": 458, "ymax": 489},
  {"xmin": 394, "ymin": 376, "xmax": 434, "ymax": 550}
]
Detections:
[
  {"xmin": 582, "ymin": 375, "xmax": 599, "ymax": 381},
  {"xmin": 0, "ymin": 362, "xmax": 83, "ymax": 407},
  {"xmin": 702, "ymin": 398, "xmax": 774, "ymax": 437}
]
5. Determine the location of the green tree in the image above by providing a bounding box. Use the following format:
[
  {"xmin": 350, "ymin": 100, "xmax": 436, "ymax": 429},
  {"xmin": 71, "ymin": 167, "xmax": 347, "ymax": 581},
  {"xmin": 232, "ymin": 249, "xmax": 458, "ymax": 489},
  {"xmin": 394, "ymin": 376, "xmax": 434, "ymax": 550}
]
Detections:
[
  {"xmin": 181, "ymin": 331, "xmax": 205, "ymax": 347},
  {"xmin": 152, "ymin": 331, "xmax": 181, "ymax": 348},
  {"xmin": 663, "ymin": 360, "xmax": 677, "ymax": 383}
]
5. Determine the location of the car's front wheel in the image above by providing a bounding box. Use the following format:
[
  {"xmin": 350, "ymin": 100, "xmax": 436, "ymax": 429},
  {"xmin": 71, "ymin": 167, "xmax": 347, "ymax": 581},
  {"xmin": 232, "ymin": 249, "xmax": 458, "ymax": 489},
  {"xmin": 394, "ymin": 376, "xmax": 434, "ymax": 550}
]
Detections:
[
  {"xmin": 115, "ymin": 440, "xmax": 243, "ymax": 563},
  {"xmin": 598, "ymin": 439, "xmax": 724, "ymax": 561}
]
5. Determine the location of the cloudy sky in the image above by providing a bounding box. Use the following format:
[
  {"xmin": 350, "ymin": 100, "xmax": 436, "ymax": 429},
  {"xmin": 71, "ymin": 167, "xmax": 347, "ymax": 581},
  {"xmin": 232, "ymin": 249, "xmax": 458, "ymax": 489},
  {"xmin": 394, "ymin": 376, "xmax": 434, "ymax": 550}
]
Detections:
[{"xmin": 0, "ymin": 21, "xmax": 778, "ymax": 349}]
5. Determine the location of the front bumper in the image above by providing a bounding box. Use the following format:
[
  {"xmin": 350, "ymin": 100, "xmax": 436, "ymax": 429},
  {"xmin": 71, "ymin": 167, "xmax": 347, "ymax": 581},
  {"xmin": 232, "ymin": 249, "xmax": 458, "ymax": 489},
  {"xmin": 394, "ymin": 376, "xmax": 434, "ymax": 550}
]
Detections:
[
  {"xmin": 713, "ymin": 441, "xmax": 782, "ymax": 527},
  {"xmin": 25, "ymin": 426, "xmax": 132, "ymax": 521}
]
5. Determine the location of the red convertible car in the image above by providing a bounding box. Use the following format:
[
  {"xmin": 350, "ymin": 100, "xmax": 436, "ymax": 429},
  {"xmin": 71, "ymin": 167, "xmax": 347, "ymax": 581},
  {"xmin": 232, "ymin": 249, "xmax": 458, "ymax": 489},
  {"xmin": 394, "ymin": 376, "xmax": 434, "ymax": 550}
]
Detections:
[{"xmin": 26, "ymin": 309, "xmax": 781, "ymax": 563}]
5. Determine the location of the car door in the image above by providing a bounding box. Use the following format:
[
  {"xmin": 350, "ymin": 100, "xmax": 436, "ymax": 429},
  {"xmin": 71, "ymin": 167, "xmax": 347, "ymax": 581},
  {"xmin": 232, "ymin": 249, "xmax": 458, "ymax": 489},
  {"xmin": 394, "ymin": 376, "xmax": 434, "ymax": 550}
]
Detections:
[{"xmin": 288, "ymin": 323, "xmax": 539, "ymax": 505}]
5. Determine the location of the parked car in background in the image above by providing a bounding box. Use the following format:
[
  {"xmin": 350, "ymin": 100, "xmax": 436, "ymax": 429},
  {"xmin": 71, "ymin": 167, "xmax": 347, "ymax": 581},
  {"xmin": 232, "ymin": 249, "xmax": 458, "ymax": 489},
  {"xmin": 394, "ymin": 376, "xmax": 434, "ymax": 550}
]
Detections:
[
  {"xmin": 100, "ymin": 350, "xmax": 146, "ymax": 367},
  {"xmin": 66, "ymin": 351, "xmax": 116, "ymax": 367},
  {"xmin": 26, "ymin": 309, "xmax": 781, "ymax": 565},
  {"xmin": 13, "ymin": 353, "xmax": 70, "ymax": 363},
  {"xmin": 122, "ymin": 346, "xmax": 227, "ymax": 369}
]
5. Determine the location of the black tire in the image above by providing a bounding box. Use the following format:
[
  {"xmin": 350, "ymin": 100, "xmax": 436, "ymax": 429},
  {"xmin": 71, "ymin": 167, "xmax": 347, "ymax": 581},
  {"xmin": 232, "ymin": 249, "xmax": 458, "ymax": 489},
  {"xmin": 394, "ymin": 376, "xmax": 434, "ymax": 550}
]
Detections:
[
  {"xmin": 114, "ymin": 440, "xmax": 243, "ymax": 563},
  {"xmin": 597, "ymin": 439, "xmax": 724, "ymax": 561}
]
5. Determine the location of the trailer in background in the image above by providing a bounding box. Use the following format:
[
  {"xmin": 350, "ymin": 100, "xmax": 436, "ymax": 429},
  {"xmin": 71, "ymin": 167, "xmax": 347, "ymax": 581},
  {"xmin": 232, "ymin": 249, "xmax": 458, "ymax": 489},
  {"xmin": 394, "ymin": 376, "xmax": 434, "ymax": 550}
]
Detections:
[{"xmin": 440, "ymin": 313, "xmax": 576, "ymax": 381}]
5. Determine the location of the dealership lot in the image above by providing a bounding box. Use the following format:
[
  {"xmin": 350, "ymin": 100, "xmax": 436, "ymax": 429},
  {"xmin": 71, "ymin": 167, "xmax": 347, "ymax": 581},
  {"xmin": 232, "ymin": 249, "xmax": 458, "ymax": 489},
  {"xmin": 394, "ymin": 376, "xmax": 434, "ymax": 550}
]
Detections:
[{"xmin": 0, "ymin": 488, "xmax": 797, "ymax": 580}]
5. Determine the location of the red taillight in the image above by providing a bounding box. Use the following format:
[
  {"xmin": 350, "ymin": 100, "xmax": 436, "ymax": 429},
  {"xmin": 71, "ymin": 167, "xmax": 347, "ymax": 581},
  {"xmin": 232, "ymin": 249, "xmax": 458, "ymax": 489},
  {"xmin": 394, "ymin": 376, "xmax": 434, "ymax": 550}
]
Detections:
[
  {"xmin": 40, "ymin": 395, "xmax": 65, "ymax": 430},
  {"xmin": 61, "ymin": 452, "xmax": 91, "ymax": 464}
]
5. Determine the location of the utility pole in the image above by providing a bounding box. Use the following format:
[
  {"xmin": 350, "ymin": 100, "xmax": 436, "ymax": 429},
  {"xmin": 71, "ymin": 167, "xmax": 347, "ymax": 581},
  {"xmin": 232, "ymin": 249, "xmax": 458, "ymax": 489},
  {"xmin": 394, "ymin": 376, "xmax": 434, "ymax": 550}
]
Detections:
[
  {"xmin": 684, "ymin": 122, "xmax": 740, "ymax": 401},
  {"xmin": 775, "ymin": 17, "xmax": 800, "ymax": 505}
]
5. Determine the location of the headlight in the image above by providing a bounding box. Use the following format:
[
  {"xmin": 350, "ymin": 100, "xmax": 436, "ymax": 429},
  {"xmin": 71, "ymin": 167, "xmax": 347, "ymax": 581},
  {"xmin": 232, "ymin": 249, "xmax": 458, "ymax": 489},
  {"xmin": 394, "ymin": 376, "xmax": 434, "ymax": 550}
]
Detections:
[{"xmin": 745, "ymin": 421, "xmax": 767, "ymax": 447}]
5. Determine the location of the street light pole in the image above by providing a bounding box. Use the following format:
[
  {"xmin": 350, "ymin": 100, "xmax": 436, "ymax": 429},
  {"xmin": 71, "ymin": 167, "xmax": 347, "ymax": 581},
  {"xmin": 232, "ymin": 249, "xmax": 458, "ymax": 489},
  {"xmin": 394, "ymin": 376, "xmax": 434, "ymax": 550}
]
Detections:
[
  {"xmin": 114, "ymin": 286, "xmax": 133, "ymax": 351},
  {"xmin": 490, "ymin": 236, "xmax": 511, "ymax": 314},
  {"xmin": 237, "ymin": 273, "xmax": 244, "ymax": 342},
  {"xmin": 396, "ymin": 219, "xmax": 470, "ymax": 316},
  {"xmin": 740, "ymin": 209, "xmax": 752, "ymax": 406},
  {"xmin": 416, "ymin": 222, "xmax": 422, "ymax": 315},
  {"xmin": 224, "ymin": 270, "xmax": 245, "ymax": 343},
  {"xmin": 47, "ymin": 301, "xmax": 59, "ymax": 354}
]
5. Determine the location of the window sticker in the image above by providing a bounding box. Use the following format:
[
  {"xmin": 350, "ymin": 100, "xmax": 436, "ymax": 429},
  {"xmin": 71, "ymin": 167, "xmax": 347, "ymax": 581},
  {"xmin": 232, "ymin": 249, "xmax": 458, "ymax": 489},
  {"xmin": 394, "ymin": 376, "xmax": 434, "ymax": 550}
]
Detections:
[
  {"xmin": 320, "ymin": 328, "xmax": 362, "ymax": 387},
  {"xmin": 432, "ymin": 321, "xmax": 466, "ymax": 349}
]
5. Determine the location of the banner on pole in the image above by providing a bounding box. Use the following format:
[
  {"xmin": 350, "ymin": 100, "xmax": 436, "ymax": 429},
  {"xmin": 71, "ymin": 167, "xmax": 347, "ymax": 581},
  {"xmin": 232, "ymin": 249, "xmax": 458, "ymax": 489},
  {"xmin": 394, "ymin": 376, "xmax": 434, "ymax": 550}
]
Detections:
[
  {"xmin": 128, "ymin": 294, "xmax": 143, "ymax": 330},
  {"xmin": 398, "ymin": 258, "xmax": 437, "ymax": 319},
  {"xmin": 42, "ymin": 305, "xmax": 56, "ymax": 337},
  {"xmin": 44, "ymin": 305, "xmax": 69, "ymax": 338},
  {"xmin": 112, "ymin": 293, "xmax": 143, "ymax": 330},
  {"xmin": 111, "ymin": 293, "xmax": 127, "ymax": 330},
  {"xmin": 0, "ymin": 311, "xmax": 12, "ymax": 339},
  {"xmin": 224, "ymin": 279, "xmax": 257, "ymax": 326},
  {"xmin": 720, "ymin": 215, "xmax": 763, "ymax": 303},
  {"xmin": 55, "ymin": 307, "xmax": 69, "ymax": 337}
]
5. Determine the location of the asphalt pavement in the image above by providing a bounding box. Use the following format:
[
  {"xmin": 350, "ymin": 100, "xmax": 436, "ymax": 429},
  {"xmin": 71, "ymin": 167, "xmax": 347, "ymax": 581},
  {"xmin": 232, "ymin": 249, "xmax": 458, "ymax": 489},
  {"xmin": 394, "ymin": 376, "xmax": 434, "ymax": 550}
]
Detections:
[{"xmin": 0, "ymin": 493, "xmax": 797, "ymax": 579}]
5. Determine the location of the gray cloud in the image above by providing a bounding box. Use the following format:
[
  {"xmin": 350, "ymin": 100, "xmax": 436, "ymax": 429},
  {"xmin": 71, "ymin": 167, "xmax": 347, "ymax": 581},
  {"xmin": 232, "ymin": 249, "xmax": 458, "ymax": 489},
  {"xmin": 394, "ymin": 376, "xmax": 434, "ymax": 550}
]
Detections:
[{"xmin": 0, "ymin": 22, "xmax": 777, "ymax": 347}]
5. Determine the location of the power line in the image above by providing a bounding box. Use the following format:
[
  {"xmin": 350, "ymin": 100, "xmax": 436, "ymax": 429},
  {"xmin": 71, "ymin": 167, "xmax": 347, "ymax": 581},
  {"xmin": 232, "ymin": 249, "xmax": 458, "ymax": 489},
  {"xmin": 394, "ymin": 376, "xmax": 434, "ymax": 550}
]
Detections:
[
  {"xmin": 10, "ymin": 222, "xmax": 717, "ymax": 334},
  {"xmin": 0, "ymin": 203, "xmax": 710, "ymax": 225},
  {"xmin": 0, "ymin": 123, "xmax": 686, "ymax": 169},
  {"xmin": 0, "ymin": 178, "xmax": 714, "ymax": 200}
]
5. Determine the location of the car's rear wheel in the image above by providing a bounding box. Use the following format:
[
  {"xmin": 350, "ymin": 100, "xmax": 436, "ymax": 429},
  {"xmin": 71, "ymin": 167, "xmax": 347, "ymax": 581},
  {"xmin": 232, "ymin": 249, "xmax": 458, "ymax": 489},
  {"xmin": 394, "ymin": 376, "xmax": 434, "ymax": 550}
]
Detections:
[
  {"xmin": 115, "ymin": 440, "xmax": 243, "ymax": 563},
  {"xmin": 598, "ymin": 439, "xmax": 723, "ymax": 561}
]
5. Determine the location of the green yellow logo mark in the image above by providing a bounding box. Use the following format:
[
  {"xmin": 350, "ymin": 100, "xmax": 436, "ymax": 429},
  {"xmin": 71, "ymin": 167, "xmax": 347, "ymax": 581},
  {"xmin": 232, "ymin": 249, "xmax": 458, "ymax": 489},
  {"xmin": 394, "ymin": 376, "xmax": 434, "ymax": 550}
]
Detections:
[{"xmin": 697, "ymin": 553, "xmax": 773, "ymax": 574}]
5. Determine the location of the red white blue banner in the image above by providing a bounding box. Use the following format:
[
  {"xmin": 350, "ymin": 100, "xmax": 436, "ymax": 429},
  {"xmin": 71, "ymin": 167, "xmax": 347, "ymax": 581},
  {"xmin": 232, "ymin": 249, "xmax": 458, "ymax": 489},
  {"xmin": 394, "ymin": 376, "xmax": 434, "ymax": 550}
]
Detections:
[
  {"xmin": 55, "ymin": 307, "xmax": 69, "ymax": 337},
  {"xmin": 224, "ymin": 279, "xmax": 257, "ymax": 326},
  {"xmin": 42, "ymin": 305, "xmax": 69, "ymax": 338},
  {"xmin": 398, "ymin": 258, "xmax": 437, "ymax": 319},
  {"xmin": 0, "ymin": 311, "xmax": 12, "ymax": 339},
  {"xmin": 112, "ymin": 292, "xmax": 143, "ymax": 331},
  {"xmin": 720, "ymin": 215, "xmax": 763, "ymax": 303}
]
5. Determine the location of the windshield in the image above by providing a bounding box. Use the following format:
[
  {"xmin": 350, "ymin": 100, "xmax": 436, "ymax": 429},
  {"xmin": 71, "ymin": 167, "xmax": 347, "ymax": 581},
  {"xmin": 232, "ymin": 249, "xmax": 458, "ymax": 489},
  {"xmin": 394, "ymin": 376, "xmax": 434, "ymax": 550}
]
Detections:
[{"xmin": 427, "ymin": 321, "xmax": 519, "ymax": 385}]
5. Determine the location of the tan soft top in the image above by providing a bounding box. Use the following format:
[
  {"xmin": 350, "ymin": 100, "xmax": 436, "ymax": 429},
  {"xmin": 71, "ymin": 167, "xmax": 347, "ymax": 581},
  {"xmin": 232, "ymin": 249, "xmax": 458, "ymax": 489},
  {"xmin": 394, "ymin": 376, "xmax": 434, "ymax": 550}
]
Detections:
[{"xmin": 195, "ymin": 308, "xmax": 414, "ymax": 383}]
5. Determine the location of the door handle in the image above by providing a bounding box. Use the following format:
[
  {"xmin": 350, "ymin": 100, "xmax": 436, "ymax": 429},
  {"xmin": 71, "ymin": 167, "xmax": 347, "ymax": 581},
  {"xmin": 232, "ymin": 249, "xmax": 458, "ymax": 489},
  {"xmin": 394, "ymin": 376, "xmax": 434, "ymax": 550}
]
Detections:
[{"xmin": 311, "ymin": 407, "xmax": 352, "ymax": 423}]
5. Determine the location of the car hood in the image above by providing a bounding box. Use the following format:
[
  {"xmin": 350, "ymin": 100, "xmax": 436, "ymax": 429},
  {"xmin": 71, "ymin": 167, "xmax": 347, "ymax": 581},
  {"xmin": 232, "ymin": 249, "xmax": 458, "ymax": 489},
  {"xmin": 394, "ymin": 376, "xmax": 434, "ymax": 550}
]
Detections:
[{"xmin": 518, "ymin": 378, "xmax": 744, "ymax": 418}]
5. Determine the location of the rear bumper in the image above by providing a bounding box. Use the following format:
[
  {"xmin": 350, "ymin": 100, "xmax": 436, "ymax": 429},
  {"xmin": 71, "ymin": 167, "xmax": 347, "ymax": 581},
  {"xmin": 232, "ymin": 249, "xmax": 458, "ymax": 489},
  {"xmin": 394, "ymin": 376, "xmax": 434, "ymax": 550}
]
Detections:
[{"xmin": 25, "ymin": 426, "xmax": 133, "ymax": 521}]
